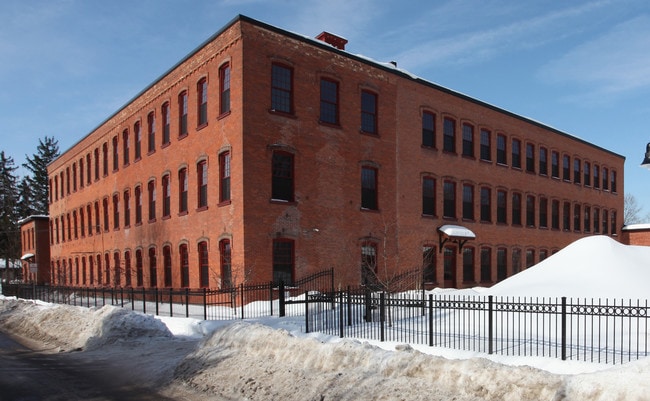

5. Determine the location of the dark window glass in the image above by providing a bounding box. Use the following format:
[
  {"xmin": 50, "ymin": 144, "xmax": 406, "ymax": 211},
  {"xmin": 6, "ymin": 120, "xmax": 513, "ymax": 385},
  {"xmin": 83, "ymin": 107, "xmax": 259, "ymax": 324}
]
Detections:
[
  {"xmin": 511, "ymin": 139, "xmax": 521, "ymax": 169},
  {"xmin": 539, "ymin": 147, "xmax": 547, "ymax": 175},
  {"xmin": 526, "ymin": 195, "xmax": 535, "ymax": 227},
  {"xmin": 497, "ymin": 248, "xmax": 507, "ymax": 281},
  {"xmin": 180, "ymin": 244, "xmax": 189, "ymax": 288},
  {"xmin": 273, "ymin": 239, "xmax": 294, "ymax": 285},
  {"xmin": 163, "ymin": 246, "xmax": 172, "ymax": 287},
  {"xmin": 463, "ymin": 247, "xmax": 474, "ymax": 282},
  {"xmin": 136, "ymin": 250, "xmax": 143, "ymax": 287},
  {"xmin": 563, "ymin": 202, "xmax": 571, "ymax": 231},
  {"xmin": 480, "ymin": 247, "xmax": 491, "ymax": 282},
  {"xmin": 594, "ymin": 165, "xmax": 600, "ymax": 189},
  {"xmin": 272, "ymin": 152, "xmax": 294, "ymax": 202},
  {"xmin": 149, "ymin": 248, "xmax": 157, "ymax": 287},
  {"xmin": 574, "ymin": 159, "xmax": 581, "ymax": 184},
  {"xmin": 162, "ymin": 175, "xmax": 171, "ymax": 217},
  {"xmin": 220, "ymin": 152, "xmax": 231, "ymax": 203},
  {"xmin": 462, "ymin": 184, "xmax": 474, "ymax": 220},
  {"xmin": 361, "ymin": 242, "xmax": 377, "ymax": 287},
  {"xmin": 220, "ymin": 239, "xmax": 232, "ymax": 288},
  {"xmin": 199, "ymin": 241, "xmax": 209, "ymax": 288},
  {"xmin": 497, "ymin": 190, "xmax": 507, "ymax": 224},
  {"xmin": 462, "ymin": 124, "xmax": 474, "ymax": 157},
  {"xmin": 271, "ymin": 64, "xmax": 292, "ymax": 113},
  {"xmin": 574, "ymin": 204, "xmax": 581, "ymax": 231},
  {"xmin": 198, "ymin": 161, "xmax": 208, "ymax": 208},
  {"xmin": 526, "ymin": 143, "xmax": 534, "ymax": 173},
  {"xmin": 198, "ymin": 78, "xmax": 208, "ymax": 126},
  {"xmin": 496, "ymin": 134, "xmax": 506, "ymax": 164},
  {"xmin": 179, "ymin": 168, "xmax": 188, "ymax": 213},
  {"xmin": 480, "ymin": 187, "xmax": 491, "ymax": 222},
  {"xmin": 422, "ymin": 112, "xmax": 435, "ymax": 148},
  {"xmin": 551, "ymin": 151, "xmax": 559, "ymax": 178},
  {"xmin": 112, "ymin": 136, "xmax": 119, "ymax": 171},
  {"xmin": 563, "ymin": 155, "xmax": 571, "ymax": 181},
  {"xmin": 443, "ymin": 181, "xmax": 456, "ymax": 218},
  {"xmin": 135, "ymin": 186, "xmax": 142, "ymax": 224},
  {"xmin": 179, "ymin": 91, "xmax": 188, "ymax": 137},
  {"xmin": 539, "ymin": 197, "xmax": 548, "ymax": 228},
  {"xmin": 584, "ymin": 162, "xmax": 591, "ymax": 186},
  {"xmin": 443, "ymin": 118, "xmax": 455, "ymax": 153},
  {"xmin": 480, "ymin": 129, "xmax": 491, "ymax": 161},
  {"xmin": 124, "ymin": 190, "xmax": 130, "ymax": 227},
  {"xmin": 361, "ymin": 90, "xmax": 377, "ymax": 134},
  {"xmin": 320, "ymin": 79, "xmax": 339, "ymax": 124},
  {"xmin": 423, "ymin": 246, "xmax": 436, "ymax": 283},
  {"xmin": 147, "ymin": 112, "xmax": 155, "ymax": 153},
  {"xmin": 220, "ymin": 63, "xmax": 231, "ymax": 115},
  {"xmin": 361, "ymin": 167, "xmax": 378, "ymax": 210},
  {"xmin": 148, "ymin": 181, "xmax": 156, "ymax": 221},
  {"xmin": 134, "ymin": 122, "xmax": 142, "ymax": 160},
  {"xmin": 551, "ymin": 200, "xmax": 560, "ymax": 229},
  {"xmin": 512, "ymin": 193, "xmax": 521, "ymax": 225},
  {"xmin": 422, "ymin": 177, "xmax": 435, "ymax": 216},
  {"xmin": 162, "ymin": 103, "xmax": 170, "ymax": 145},
  {"xmin": 122, "ymin": 129, "xmax": 130, "ymax": 165}
]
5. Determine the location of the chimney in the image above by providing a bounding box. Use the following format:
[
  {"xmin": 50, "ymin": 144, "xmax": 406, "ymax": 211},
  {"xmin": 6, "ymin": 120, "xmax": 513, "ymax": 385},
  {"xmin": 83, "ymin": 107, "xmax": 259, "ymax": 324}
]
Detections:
[{"xmin": 316, "ymin": 32, "xmax": 348, "ymax": 50}]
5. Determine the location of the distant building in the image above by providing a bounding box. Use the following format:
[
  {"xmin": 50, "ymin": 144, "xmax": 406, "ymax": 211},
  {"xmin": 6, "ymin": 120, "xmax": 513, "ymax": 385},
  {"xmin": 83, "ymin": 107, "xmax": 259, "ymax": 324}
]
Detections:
[
  {"xmin": 42, "ymin": 15, "xmax": 624, "ymax": 290},
  {"xmin": 18, "ymin": 215, "xmax": 51, "ymax": 284},
  {"xmin": 620, "ymin": 224, "xmax": 650, "ymax": 247}
]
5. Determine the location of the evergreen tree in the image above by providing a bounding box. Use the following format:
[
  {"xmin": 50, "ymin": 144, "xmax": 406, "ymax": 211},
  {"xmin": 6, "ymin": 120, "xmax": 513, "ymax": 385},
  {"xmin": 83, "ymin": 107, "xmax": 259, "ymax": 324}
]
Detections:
[
  {"xmin": 0, "ymin": 151, "xmax": 20, "ymax": 272},
  {"xmin": 17, "ymin": 177, "xmax": 34, "ymax": 219},
  {"xmin": 23, "ymin": 136, "xmax": 60, "ymax": 215}
]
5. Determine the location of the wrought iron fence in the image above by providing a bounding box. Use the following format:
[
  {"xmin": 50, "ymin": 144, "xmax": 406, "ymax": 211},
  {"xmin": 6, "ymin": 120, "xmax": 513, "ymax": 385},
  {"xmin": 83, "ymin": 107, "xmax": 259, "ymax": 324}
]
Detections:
[{"xmin": 306, "ymin": 289, "xmax": 650, "ymax": 365}]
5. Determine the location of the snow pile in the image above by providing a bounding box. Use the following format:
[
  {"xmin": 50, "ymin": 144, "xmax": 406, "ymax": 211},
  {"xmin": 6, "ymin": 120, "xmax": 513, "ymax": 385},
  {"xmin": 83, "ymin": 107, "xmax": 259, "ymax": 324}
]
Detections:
[{"xmin": 484, "ymin": 235, "xmax": 650, "ymax": 298}]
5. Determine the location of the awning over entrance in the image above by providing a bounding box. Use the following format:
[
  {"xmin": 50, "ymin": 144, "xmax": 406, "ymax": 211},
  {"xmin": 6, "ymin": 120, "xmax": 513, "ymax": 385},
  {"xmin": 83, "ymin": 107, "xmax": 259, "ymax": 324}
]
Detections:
[
  {"xmin": 438, "ymin": 225, "xmax": 476, "ymax": 253},
  {"xmin": 21, "ymin": 253, "xmax": 35, "ymax": 260}
]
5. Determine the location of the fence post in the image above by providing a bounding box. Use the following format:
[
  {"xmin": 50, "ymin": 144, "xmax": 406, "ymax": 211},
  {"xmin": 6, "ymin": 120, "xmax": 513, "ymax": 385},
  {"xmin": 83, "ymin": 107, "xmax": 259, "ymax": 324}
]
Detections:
[
  {"xmin": 305, "ymin": 294, "xmax": 310, "ymax": 333},
  {"xmin": 339, "ymin": 291, "xmax": 345, "ymax": 338},
  {"xmin": 269, "ymin": 282, "xmax": 274, "ymax": 317},
  {"xmin": 240, "ymin": 284, "xmax": 245, "ymax": 320},
  {"xmin": 380, "ymin": 292, "xmax": 385, "ymax": 342},
  {"xmin": 279, "ymin": 281, "xmax": 286, "ymax": 317},
  {"xmin": 347, "ymin": 286, "xmax": 352, "ymax": 326},
  {"xmin": 142, "ymin": 287, "xmax": 146, "ymax": 314},
  {"xmin": 155, "ymin": 287, "xmax": 160, "ymax": 316},
  {"xmin": 365, "ymin": 287, "xmax": 372, "ymax": 322},
  {"xmin": 203, "ymin": 287, "xmax": 207, "ymax": 321},
  {"xmin": 185, "ymin": 288, "xmax": 189, "ymax": 318},
  {"xmin": 561, "ymin": 296, "xmax": 567, "ymax": 361},
  {"xmin": 330, "ymin": 267, "xmax": 335, "ymax": 310},
  {"xmin": 488, "ymin": 295, "xmax": 494, "ymax": 355},
  {"xmin": 130, "ymin": 287, "xmax": 135, "ymax": 311},
  {"xmin": 428, "ymin": 294, "xmax": 434, "ymax": 347},
  {"xmin": 169, "ymin": 289, "xmax": 173, "ymax": 317}
]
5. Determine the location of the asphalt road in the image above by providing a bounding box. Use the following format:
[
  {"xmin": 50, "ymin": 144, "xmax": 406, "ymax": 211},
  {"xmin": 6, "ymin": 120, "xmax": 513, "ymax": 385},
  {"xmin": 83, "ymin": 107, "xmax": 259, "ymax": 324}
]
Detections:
[{"xmin": 0, "ymin": 330, "xmax": 177, "ymax": 401}]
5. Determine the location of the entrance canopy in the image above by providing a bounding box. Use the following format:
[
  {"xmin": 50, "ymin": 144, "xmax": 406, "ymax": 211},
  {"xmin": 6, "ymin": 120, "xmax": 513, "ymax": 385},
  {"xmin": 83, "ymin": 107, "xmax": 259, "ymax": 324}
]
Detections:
[
  {"xmin": 437, "ymin": 225, "xmax": 476, "ymax": 253},
  {"xmin": 20, "ymin": 253, "xmax": 35, "ymax": 261}
]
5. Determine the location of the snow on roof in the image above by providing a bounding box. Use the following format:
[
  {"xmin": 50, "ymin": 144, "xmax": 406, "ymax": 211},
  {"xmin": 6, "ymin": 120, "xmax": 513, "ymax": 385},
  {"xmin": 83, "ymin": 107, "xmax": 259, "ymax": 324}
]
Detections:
[
  {"xmin": 483, "ymin": 235, "xmax": 650, "ymax": 299},
  {"xmin": 622, "ymin": 223, "xmax": 650, "ymax": 231},
  {"xmin": 438, "ymin": 224, "xmax": 476, "ymax": 239}
]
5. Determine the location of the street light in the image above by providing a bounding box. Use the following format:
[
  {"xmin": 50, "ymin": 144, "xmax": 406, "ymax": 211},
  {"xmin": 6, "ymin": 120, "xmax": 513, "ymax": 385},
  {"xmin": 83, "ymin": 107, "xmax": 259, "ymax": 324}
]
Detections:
[{"xmin": 641, "ymin": 142, "xmax": 650, "ymax": 169}]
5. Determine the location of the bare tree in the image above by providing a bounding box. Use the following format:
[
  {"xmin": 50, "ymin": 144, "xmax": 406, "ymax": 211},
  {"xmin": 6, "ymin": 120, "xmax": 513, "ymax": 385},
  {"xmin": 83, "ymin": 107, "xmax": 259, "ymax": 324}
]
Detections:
[{"xmin": 624, "ymin": 193, "xmax": 646, "ymax": 225}]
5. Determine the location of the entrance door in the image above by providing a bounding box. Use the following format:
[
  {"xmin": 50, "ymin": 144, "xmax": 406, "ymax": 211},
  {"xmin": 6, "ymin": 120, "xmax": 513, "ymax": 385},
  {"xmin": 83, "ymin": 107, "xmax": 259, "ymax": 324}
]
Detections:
[{"xmin": 443, "ymin": 246, "xmax": 457, "ymax": 288}]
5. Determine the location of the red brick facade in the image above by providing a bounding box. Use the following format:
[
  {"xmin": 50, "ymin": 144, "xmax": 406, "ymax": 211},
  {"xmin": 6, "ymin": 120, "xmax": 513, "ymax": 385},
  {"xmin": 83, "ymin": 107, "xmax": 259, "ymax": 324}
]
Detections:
[
  {"xmin": 19, "ymin": 216, "xmax": 51, "ymax": 284},
  {"xmin": 42, "ymin": 15, "xmax": 624, "ymax": 290}
]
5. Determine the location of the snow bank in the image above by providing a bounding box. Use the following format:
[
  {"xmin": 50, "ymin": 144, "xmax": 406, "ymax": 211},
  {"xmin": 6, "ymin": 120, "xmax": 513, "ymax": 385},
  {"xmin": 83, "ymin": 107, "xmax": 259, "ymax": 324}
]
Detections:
[{"xmin": 484, "ymin": 236, "xmax": 650, "ymax": 299}]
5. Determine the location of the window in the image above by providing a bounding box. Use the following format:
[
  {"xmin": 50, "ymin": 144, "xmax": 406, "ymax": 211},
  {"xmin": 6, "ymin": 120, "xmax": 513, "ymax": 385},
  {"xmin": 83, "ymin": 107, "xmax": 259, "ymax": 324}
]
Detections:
[
  {"xmin": 497, "ymin": 190, "xmax": 507, "ymax": 224},
  {"xmin": 525, "ymin": 143, "xmax": 535, "ymax": 173},
  {"xmin": 134, "ymin": 122, "xmax": 142, "ymax": 160},
  {"xmin": 526, "ymin": 195, "xmax": 535, "ymax": 227},
  {"xmin": 320, "ymin": 78, "xmax": 339, "ymax": 124},
  {"xmin": 220, "ymin": 239, "xmax": 232, "ymax": 288},
  {"xmin": 113, "ymin": 252, "xmax": 120, "ymax": 286},
  {"xmin": 539, "ymin": 197, "xmax": 548, "ymax": 228},
  {"xmin": 198, "ymin": 241, "xmax": 209, "ymax": 288},
  {"xmin": 611, "ymin": 170, "xmax": 617, "ymax": 193},
  {"xmin": 462, "ymin": 123, "xmax": 474, "ymax": 157},
  {"xmin": 526, "ymin": 249, "xmax": 535, "ymax": 269},
  {"xmin": 512, "ymin": 193, "xmax": 521, "ymax": 226},
  {"xmin": 463, "ymin": 247, "xmax": 475, "ymax": 283},
  {"xmin": 162, "ymin": 102, "xmax": 170, "ymax": 145},
  {"xmin": 149, "ymin": 248, "xmax": 157, "ymax": 287},
  {"xmin": 79, "ymin": 208, "xmax": 85, "ymax": 237},
  {"xmin": 539, "ymin": 147, "xmax": 548, "ymax": 176},
  {"xmin": 135, "ymin": 185, "xmax": 142, "ymax": 224},
  {"xmin": 511, "ymin": 139, "xmax": 521, "ymax": 169},
  {"xmin": 422, "ymin": 112, "xmax": 435, "ymax": 148},
  {"xmin": 179, "ymin": 168, "xmax": 188, "ymax": 214},
  {"xmin": 361, "ymin": 167, "xmax": 378, "ymax": 210},
  {"xmin": 584, "ymin": 205, "xmax": 591, "ymax": 233},
  {"xmin": 180, "ymin": 244, "xmax": 189, "ymax": 288},
  {"xmin": 422, "ymin": 176, "xmax": 435, "ymax": 216},
  {"xmin": 462, "ymin": 184, "xmax": 474, "ymax": 220},
  {"xmin": 584, "ymin": 162, "xmax": 591, "ymax": 186},
  {"xmin": 163, "ymin": 246, "xmax": 172, "ymax": 287},
  {"xmin": 611, "ymin": 211, "xmax": 617, "ymax": 235},
  {"xmin": 73, "ymin": 211, "xmax": 78, "ymax": 239},
  {"xmin": 602, "ymin": 167, "xmax": 609, "ymax": 190},
  {"xmin": 79, "ymin": 159, "xmax": 84, "ymax": 189},
  {"xmin": 112, "ymin": 194, "xmax": 119, "ymax": 230},
  {"xmin": 594, "ymin": 207, "xmax": 600, "ymax": 233},
  {"xmin": 574, "ymin": 204, "xmax": 581, "ymax": 231},
  {"xmin": 602, "ymin": 209, "xmax": 609, "ymax": 234},
  {"xmin": 497, "ymin": 248, "xmax": 507, "ymax": 281},
  {"xmin": 197, "ymin": 161, "xmax": 208, "ymax": 209},
  {"xmin": 179, "ymin": 91, "xmax": 188, "ymax": 137},
  {"xmin": 94, "ymin": 202, "xmax": 100, "ymax": 233},
  {"xmin": 443, "ymin": 180, "xmax": 456, "ymax": 218},
  {"xmin": 219, "ymin": 152, "xmax": 231, "ymax": 203},
  {"xmin": 480, "ymin": 247, "xmax": 491, "ymax": 283},
  {"xmin": 124, "ymin": 251, "xmax": 131, "ymax": 287},
  {"xmin": 563, "ymin": 202, "xmax": 571, "ymax": 231},
  {"xmin": 360, "ymin": 90, "xmax": 377, "ymax": 134},
  {"xmin": 360, "ymin": 241, "xmax": 377, "ymax": 287},
  {"xmin": 271, "ymin": 64, "xmax": 293, "ymax": 113},
  {"xmin": 423, "ymin": 246, "xmax": 436, "ymax": 283},
  {"xmin": 480, "ymin": 187, "xmax": 491, "ymax": 222},
  {"xmin": 496, "ymin": 134, "xmax": 507, "ymax": 164},
  {"xmin": 148, "ymin": 180, "xmax": 156, "ymax": 222},
  {"xmin": 563, "ymin": 155, "xmax": 570, "ymax": 181},
  {"xmin": 87, "ymin": 204, "xmax": 93, "ymax": 236},
  {"xmin": 443, "ymin": 117, "xmax": 456, "ymax": 153},
  {"xmin": 220, "ymin": 63, "xmax": 231, "ymax": 115},
  {"xmin": 270, "ymin": 239, "xmax": 295, "ymax": 285},
  {"xmin": 272, "ymin": 152, "xmax": 294, "ymax": 202},
  {"xmin": 124, "ymin": 190, "xmax": 130, "ymax": 227},
  {"xmin": 480, "ymin": 129, "xmax": 491, "ymax": 161},
  {"xmin": 198, "ymin": 78, "xmax": 208, "ymax": 126},
  {"xmin": 123, "ymin": 129, "xmax": 130, "ymax": 166},
  {"xmin": 136, "ymin": 249, "xmax": 143, "ymax": 287},
  {"xmin": 147, "ymin": 112, "xmax": 156, "ymax": 153},
  {"xmin": 594, "ymin": 165, "xmax": 600, "ymax": 189},
  {"xmin": 551, "ymin": 151, "xmax": 559, "ymax": 178},
  {"xmin": 102, "ymin": 198, "xmax": 109, "ymax": 232},
  {"xmin": 512, "ymin": 248, "xmax": 521, "ymax": 274},
  {"xmin": 573, "ymin": 158, "xmax": 581, "ymax": 184},
  {"xmin": 72, "ymin": 163, "xmax": 77, "ymax": 192},
  {"xmin": 112, "ymin": 136, "xmax": 119, "ymax": 172},
  {"xmin": 102, "ymin": 143, "xmax": 109, "ymax": 177},
  {"xmin": 162, "ymin": 174, "xmax": 171, "ymax": 218}
]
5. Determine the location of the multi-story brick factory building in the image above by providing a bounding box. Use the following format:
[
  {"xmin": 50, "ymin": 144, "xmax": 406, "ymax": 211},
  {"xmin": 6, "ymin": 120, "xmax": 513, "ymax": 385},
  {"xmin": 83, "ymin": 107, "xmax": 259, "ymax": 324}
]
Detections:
[{"xmin": 42, "ymin": 15, "xmax": 624, "ymax": 290}]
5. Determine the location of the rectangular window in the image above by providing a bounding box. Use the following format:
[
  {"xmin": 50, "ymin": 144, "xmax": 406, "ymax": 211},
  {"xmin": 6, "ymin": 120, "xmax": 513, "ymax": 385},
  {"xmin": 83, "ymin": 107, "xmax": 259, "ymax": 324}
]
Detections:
[
  {"xmin": 462, "ymin": 123, "xmax": 474, "ymax": 157},
  {"xmin": 162, "ymin": 102, "xmax": 170, "ymax": 145},
  {"xmin": 136, "ymin": 250, "xmax": 143, "ymax": 287},
  {"xmin": 220, "ymin": 239, "xmax": 232, "ymax": 288},
  {"xmin": 480, "ymin": 187, "xmax": 491, "ymax": 222},
  {"xmin": 422, "ymin": 177, "xmax": 435, "ymax": 216},
  {"xmin": 423, "ymin": 246, "xmax": 436, "ymax": 283},
  {"xmin": 496, "ymin": 134, "xmax": 507, "ymax": 164},
  {"xmin": 526, "ymin": 195, "xmax": 535, "ymax": 227},
  {"xmin": 102, "ymin": 143, "xmax": 108, "ymax": 177},
  {"xmin": 611, "ymin": 211, "xmax": 617, "ymax": 235},
  {"xmin": 197, "ymin": 161, "xmax": 208, "ymax": 209},
  {"xmin": 497, "ymin": 248, "xmax": 507, "ymax": 281},
  {"xmin": 273, "ymin": 239, "xmax": 294, "ymax": 285},
  {"xmin": 480, "ymin": 129, "xmax": 491, "ymax": 161},
  {"xmin": 497, "ymin": 190, "xmax": 507, "ymax": 224},
  {"xmin": 539, "ymin": 197, "xmax": 548, "ymax": 228},
  {"xmin": 480, "ymin": 247, "xmax": 491, "ymax": 283},
  {"xmin": 584, "ymin": 205, "xmax": 591, "ymax": 233},
  {"xmin": 220, "ymin": 152, "xmax": 231, "ymax": 203},
  {"xmin": 122, "ymin": 129, "xmax": 130, "ymax": 166},
  {"xmin": 102, "ymin": 199, "xmax": 109, "ymax": 232},
  {"xmin": 443, "ymin": 117, "xmax": 455, "ymax": 153},
  {"xmin": 574, "ymin": 204, "xmax": 581, "ymax": 231},
  {"xmin": 584, "ymin": 162, "xmax": 591, "ymax": 186},
  {"xmin": 511, "ymin": 139, "xmax": 521, "ymax": 169},
  {"xmin": 526, "ymin": 250, "xmax": 535, "ymax": 269},
  {"xmin": 180, "ymin": 245, "xmax": 189, "ymax": 288},
  {"xmin": 512, "ymin": 193, "xmax": 521, "ymax": 225},
  {"xmin": 602, "ymin": 209, "xmax": 608, "ymax": 234},
  {"xmin": 462, "ymin": 184, "xmax": 474, "ymax": 220},
  {"xmin": 113, "ymin": 194, "xmax": 119, "ymax": 230},
  {"xmin": 272, "ymin": 152, "xmax": 294, "ymax": 202},
  {"xmin": 320, "ymin": 78, "xmax": 339, "ymax": 125},
  {"xmin": 220, "ymin": 63, "xmax": 231, "ymax": 115},
  {"xmin": 563, "ymin": 155, "xmax": 570, "ymax": 181},
  {"xmin": 602, "ymin": 167, "xmax": 609, "ymax": 190},
  {"xmin": 198, "ymin": 241, "xmax": 209, "ymax": 287},
  {"xmin": 163, "ymin": 246, "xmax": 172, "ymax": 287},
  {"xmin": 594, "ymin": 207, "xmax": 600, "ymax": 233},
  {"xmin": 361, "ymin": 90, "xmax": 377, "ymax": 134},
  {"xmin": 112, "ymin": 136, "xmax": 119, "ymax": 172},
  {"xmin": 594, "ymin": 165, "xmax": 600, "ymax": 189},
  {"xmin": 422, "ymin": 112, "xmax": 435, "ymax": 148},
  {"xmin": 134, "ymin": 122, "xmax": 142, "ymax": 160},
  {"xmin": 147, "ymin": 112, "xmax": 156, "ymax": 153},
  {"xmin": 361, "ymin": 242, "xmax": 377, "ymax": 286},
  {"xmin": 443, "ymin": 181, "xmax": 456, "ymax": 218},
  {"xmin": 198, "ymin": 78, "xmax": 208, "ymax": 126},
  {"xmin": 563, "ymin": 201, "xmax": 571, "ymax": 231},
  {"xmin": 135, "ymin": 186, "xmax": 142, "ymax": 224},
  {"xmin": 463, "ymin": 247, "xmax": 474, "ymax": 283},
  {"xmin": 124, "ymin": 251, "xmax": 131, "ymax": 287},
  {"xmin": 539, "ymin": 147, "xmax": 548, "ymax": 175},
  {"xmin": 124, "ymin": 190, "xmax": 130, "ymax": 227},
  {"xmin": 271, "ymin": 64, "xmax": 293, "ymax": 113},
  {"xmin": 162, "ymin": 175, "xmax": 171, "ymax": 218},
  {"xmin": 525, "ymin": 143, "xmax": 534, "ymax": 173},
  {"xmin": 148, "ymin": 181, "xmax": 156, "ymax": 221},
  {"xmin": 179, "ymin": 168, "xmax": 188, "ymax": 213},
  {"xmin": 179, "ymin": 91, "xmax": 188, "ymax": 137},
  {"xmin": 551, "ymin": 151, "xmax": 559, "ymax": 178},
  {"xmin": 611, "ymin": 170, "xmax": 617, "ymax": 193},
  {"xmin": 149, "ymin": 248, "xmax": 157, "ymax": 288},
  {"xmin": 361, "ymin": 167, "xmax": 378, "ymax": 210},
  {"xmin": 574, "ymin": 158, "xmax": 581, "ymax": 184},
  {"xmin": 79, "ymin": 159, "xmax": 84, "ymax": 189}
]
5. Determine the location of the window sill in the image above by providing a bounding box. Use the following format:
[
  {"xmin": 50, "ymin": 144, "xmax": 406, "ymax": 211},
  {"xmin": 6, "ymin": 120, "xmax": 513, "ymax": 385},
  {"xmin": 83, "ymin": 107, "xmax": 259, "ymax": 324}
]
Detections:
[
  {"xmin": 479, "ymin": 158, "xmax": 492, "ymax": 164},
  {"xmin": 319, "ymin": 120, "xmax": 341, "ymax": 129},
  {"xmin": 360, "ymin": 130, "xmax": 379, "ymax": 138},
  {"xmin": 461, "ymin": 154, "xmax": 475, "ymax": 160},
  {"xmin": 360, "ymin": 207, "xmax": 380, "ymax": 213},
  {"xmin": 178, "ymin": 133, "xmax": 189, "ymax": 140},
  {"xmin": 218, "ymin": 200, "xmax": 232, "ymax": 207},
  {"xmin": 135, "ymin": 222, "xmax": 142, "ymax": 227},
  {"xmin": 196, "ymin": 206, "xmax": 208, "ymax": 212},
  {"xmin": 162, "ymin": 215, "xmax": 171, "ymax": 221},
  {"xmin": 268, "ymin": 109, "xmax": 296, "ymax": 118},
  {"xmin": 161, "ymin": 143, "xmax": 171, "ymax": 149},
  {"xmin": 147, "ymin": 150, "xmax": 156, "ymax": 156},
  {"xmin": 217, "ymin": 111, "xmax": 231, "ymax": 120},
  {"xmin": 421, "ymin": 145, "xmax": 437, "ymax": 151},
  {"xmin": 148, "ymin": 218, "xmax": 157, "ymax": 223},
  {"xmin": 178, "ymin": 211, "xmax": 188, "ymax": 217},
  {"xmin": 196, "ymin": 122, "xmax": 208, "ymax": 131},
  {"xmin": 270, "ymin": 199, "xmax": 296, "ymax": 205}
]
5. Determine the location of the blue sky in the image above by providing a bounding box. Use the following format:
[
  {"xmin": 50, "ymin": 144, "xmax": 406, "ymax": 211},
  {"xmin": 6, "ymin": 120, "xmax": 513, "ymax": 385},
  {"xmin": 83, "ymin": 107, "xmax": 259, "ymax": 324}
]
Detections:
[{"xmin": 3, "ymin": 0, "xmax": 650, "ymax": 218}]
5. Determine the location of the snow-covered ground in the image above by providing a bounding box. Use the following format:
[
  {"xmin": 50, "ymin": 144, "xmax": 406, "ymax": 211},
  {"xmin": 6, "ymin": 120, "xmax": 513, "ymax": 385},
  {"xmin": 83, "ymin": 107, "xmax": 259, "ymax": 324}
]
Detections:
[{"xmin": 1, "ymin": 235, "xmax": 650, "ymax": 400}]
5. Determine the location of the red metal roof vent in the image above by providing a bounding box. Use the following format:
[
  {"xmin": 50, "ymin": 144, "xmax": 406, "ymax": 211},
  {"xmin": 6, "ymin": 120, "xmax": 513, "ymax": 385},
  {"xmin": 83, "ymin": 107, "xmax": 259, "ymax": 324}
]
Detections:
[{"xmin": 316, "ymin": 31, "xmax": 348, "ymax": 50}]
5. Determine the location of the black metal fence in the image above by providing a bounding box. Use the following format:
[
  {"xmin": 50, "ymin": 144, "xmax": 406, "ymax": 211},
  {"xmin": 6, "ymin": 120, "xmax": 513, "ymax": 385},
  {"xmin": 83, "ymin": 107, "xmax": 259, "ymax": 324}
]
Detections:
[
  {"xmin": 1, "ymin": 268, "xmax": 335, "ymax": 322},
  {"xmin": 306, "ymin": 289, "xmax": 650, "ymax": 365}
]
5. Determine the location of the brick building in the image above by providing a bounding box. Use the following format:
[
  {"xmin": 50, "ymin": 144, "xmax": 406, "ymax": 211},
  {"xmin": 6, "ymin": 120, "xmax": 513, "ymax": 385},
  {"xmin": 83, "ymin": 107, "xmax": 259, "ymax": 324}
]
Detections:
[
  {"xmin": 18, "ymin": 215, "xmax": 51, "ymax": 284},
  {"xmin": 44, "ymin": 15, "xmax": 624, "ymax": 290}
]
